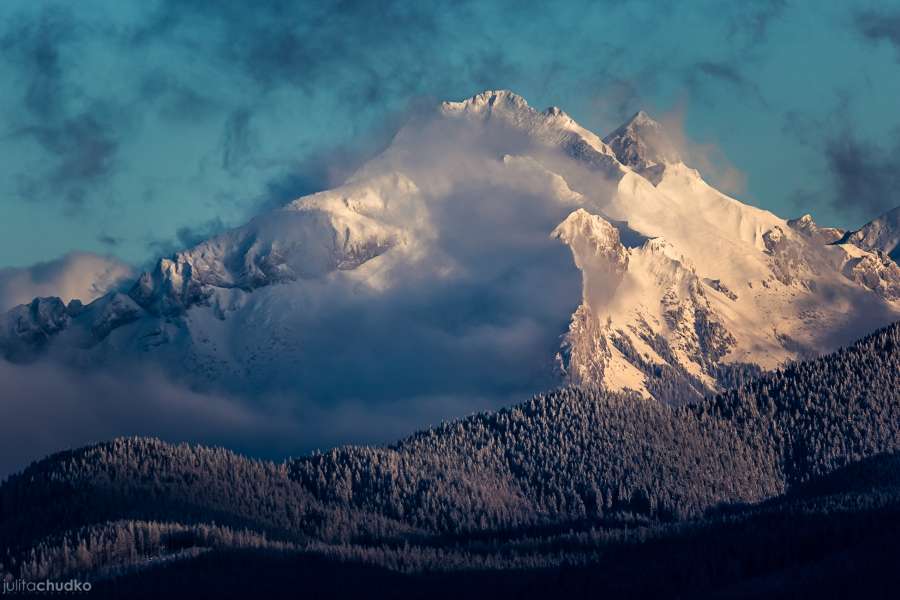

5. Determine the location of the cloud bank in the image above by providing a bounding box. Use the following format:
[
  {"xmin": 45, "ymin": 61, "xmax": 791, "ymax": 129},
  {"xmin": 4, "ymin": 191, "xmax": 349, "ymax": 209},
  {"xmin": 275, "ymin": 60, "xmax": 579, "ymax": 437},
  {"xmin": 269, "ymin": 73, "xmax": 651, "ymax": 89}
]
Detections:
[
  {"xmin": 0, "ymin": 360, "xmax": 302, "ymax": 479},
  {"xmin": 0, "ymin": 252, "xmax": 133, "ymax": 312},
  {"xmin": 0, "ymin": 102, "xmax": 598, "ymax": 477}
]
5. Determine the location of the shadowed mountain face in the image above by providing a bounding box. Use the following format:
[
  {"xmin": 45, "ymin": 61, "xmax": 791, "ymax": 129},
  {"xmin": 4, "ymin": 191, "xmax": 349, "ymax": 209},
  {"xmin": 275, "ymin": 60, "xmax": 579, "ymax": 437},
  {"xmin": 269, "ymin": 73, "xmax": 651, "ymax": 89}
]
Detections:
[{"xmin": 1, "ymin": 321, "xmax": 898, "ymax": 597}]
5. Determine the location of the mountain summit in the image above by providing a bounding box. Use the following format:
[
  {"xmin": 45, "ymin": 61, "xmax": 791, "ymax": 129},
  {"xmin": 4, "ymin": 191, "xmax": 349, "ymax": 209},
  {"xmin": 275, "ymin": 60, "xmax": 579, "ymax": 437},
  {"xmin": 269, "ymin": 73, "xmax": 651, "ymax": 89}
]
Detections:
[
  {"xmin": 602, "ymin": 110, "xmax": 680, "ymax": 183},
  {"xmin": 2, "ymin": 90, "xmax": 899, "ymax": 421}
]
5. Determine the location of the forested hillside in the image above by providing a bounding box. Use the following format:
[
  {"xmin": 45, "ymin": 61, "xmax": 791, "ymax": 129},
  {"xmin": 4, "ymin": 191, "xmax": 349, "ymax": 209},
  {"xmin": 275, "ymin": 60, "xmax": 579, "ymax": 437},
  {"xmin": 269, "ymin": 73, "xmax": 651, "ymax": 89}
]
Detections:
[
  {"xmin": 290, "ymin": 321, "xmax": 900, "ymax": 530},
  {"xmin": 1, "ymin": 322, "xmax": 899, "ymax": 595},
  {"xmin": 87, "ymin": 453, "xmax": 900, "ymax": 599}
]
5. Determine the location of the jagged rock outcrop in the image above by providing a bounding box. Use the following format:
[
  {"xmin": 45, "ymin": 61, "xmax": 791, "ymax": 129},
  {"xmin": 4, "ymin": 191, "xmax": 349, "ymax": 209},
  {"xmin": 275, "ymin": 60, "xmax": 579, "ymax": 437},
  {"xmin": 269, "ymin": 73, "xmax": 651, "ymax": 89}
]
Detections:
[
  {"xmin": 840, "ymin": 206, "xmax": 900, "ymax": 261},
  {"xmin": 602, "ymin": 110, "xmax": 680, "ymax": 184},
  {"xmin": 788, "ymin": 213, "xmax": 845, "ymax": 244},
  {"xmin": 0, "ymin": 297, "xmax": 71, "ymax": 358}
]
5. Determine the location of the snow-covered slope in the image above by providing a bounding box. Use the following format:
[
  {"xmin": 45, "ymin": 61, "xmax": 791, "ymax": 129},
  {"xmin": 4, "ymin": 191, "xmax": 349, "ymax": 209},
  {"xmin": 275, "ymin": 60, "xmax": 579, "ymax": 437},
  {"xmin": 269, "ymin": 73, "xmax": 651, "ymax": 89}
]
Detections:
[{"xmin": 3, "ymin": 90, "xmax": 900, "ymax": 407}]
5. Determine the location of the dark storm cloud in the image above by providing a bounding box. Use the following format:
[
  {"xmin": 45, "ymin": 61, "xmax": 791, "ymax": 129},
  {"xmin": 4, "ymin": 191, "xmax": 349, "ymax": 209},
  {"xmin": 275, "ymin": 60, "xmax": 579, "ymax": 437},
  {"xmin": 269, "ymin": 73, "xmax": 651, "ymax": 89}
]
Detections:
[
  {"xmin": 0, "ymin": 7, "xmax": 74, "ymax": 118},
  {"xmin": 683, "ymin": 60, "xmax": 768, "ymax": 108},
  {"xmin": 176, "ymin": 217, "xmax": 228, "ymax": 248},
  {"xmin": 464, "ymin": 50, "xmax": 524, "ymax": 91},
  {"xmin": 694, "ymin": 61, "xmax": 746, "ymax": 86},
  {"xmin": 823, "ymin": 129, "xmax": 900, "ymax": 218},
  {"xmin": 97, "ymin": 233, "xmax": 122, "ymax": 247},
  {"xmin": 854, "ymin": 8, "xmax": 900, "ymax": 60},
  {"xmin": 588, "ymin": 77, "xmax": 644, "ymax": 128},
  {"xmin": 110, "ymin": 0, "xmax": 533, "ymax": 239},
  {"xmin": 221, "ymin": 108, "xmax": 256, "ymax": 174},
  {"xmin": 131, "ymin": 0, "xmax": 447, "ymax": 102},
  {"xmin": 145, "ymin": 217, "xmax": 230, "ymax": 258},
  {"xmin": 250, "ymin": 95, "xmax": 437, "ymax": 214},
  {"xmin": 0, "ymin": 8, "xmax": 126, "ymax": 208},
  {"xmin": 18, "ymin": 110, "xmax": 121, "ymax": 192},
  {"xmin": 726, "ymin": 0, "xmax": 787, "ymax": 46},
  {"xmin": 783, "ymin": 97, "xmax": 900, "ymax": 221},
  {"xmin": 138, "ymin": 68, "xmax": 220, "ymax": 123},
  {"xmin": 141, "ymin": 95, "xmax": 431, "ymax": 260},
  {"xmin": 674, "ymin": 1, "xmax": 785, "ymax": 112},
  {"xmin": 142, "ymin": 83, "xmax": 530, "ymax": 260},
  {"xmin": 1, "ymin": 0, "xmax": 462, "ymax": 246}
]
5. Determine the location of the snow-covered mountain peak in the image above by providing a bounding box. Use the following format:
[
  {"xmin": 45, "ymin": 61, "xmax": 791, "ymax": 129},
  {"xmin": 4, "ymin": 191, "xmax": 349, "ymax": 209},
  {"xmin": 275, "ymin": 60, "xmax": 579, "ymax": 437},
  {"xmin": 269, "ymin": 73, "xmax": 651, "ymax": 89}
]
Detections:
[
  {"xmin": 440, "ymin": 90, "xmax": 531, "ymax": 115},
  {"xmin": 440, "ymin": 90, "xmax": 575, "ymax": 125},
  {"xmin": 603, "ymin": 110, "xmax": 680, "ymax": 184},
  {"xmin": 3, "ymin": 90, "xmax": 900, "ymax": 413},
  {"xmin": 436, "ymin": 90, "xmax": 619, "ymax": 170},
  {"xmin": 627, "ymin": 110, "xmax": 657, "ymax": 127},
  {"xmin": 552, "ymin": 209, "xmax": 623, "ymax": 254}
]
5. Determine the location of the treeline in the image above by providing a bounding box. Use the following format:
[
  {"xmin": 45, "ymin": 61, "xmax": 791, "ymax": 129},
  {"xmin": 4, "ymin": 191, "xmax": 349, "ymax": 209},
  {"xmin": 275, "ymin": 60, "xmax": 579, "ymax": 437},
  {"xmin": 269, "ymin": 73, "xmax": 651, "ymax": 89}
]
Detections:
[
  {"xmin": 290, "ymin": 323, "xmax": 900, "ymax": 531},
  {"xmin": 0, "ymin": 323, "xmax": 898, "ymax": 584}
]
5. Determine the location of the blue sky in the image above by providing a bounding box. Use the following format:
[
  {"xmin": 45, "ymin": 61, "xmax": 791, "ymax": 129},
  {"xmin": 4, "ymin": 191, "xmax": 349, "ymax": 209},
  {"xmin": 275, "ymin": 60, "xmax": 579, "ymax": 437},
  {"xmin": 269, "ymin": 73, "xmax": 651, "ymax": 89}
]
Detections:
[{"xmin": 1, "ymin": 0, "xmax": 900, "ymax": 269}]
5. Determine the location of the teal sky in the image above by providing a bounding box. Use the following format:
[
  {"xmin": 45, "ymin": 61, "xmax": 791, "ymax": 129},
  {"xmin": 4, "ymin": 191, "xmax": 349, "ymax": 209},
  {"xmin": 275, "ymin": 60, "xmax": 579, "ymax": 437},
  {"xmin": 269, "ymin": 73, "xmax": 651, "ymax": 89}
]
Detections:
[{"xmin": 1, "ymin": 0, "xmax": 900, "ymax": 268}]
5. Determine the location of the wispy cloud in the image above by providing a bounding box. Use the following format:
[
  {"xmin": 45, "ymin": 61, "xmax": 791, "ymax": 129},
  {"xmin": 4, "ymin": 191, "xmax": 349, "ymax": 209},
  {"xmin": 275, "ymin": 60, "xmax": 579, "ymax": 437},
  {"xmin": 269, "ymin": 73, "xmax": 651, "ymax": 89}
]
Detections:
[
  {"xmin": 854, "ymin": 8, "xmax": 900, "ymax": 61},
  {"xmin": 726, "ymin": 0, "xmax": 787, "ymax": 47},
  {"xmin": 683, "ymin": 61, "xmax": 769, "ymax": 109},
  {"xmin": 782, "ymin": 95, "xmax": 900, "ymax": 222},
  {"xmin": 656, "ymin": 104, "xmax": 748, "ymax": 196},
  {"xmin": 822, "ymin": 127, "xmax": 900, "ymax": 218},
  {"xmin": 0, "ymin": 7, "xmax": 128, "ymax": 210}
]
